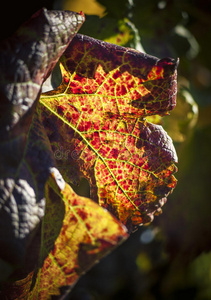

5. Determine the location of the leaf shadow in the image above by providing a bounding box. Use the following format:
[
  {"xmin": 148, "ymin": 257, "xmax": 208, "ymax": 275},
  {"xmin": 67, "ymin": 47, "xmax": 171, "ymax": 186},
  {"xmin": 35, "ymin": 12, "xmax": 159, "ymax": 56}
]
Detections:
[{"xmin": 30, "ymin": 184, "xmax": 66, "ymax": 291}]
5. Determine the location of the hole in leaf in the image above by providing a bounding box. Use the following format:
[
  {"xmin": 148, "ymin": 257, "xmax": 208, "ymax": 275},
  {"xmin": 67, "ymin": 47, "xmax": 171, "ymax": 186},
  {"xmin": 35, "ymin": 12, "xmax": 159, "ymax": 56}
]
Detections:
[
  {"xmin": 70, "ymin": 177, "xmax": 91, "ymax": 198},
  {"xmin": 42, "ymin": 62, "xmax": 62, "ymax": 93},
  {"xmin": 51, "ymin": 61, "xmax": 62, "ymax": 89}
]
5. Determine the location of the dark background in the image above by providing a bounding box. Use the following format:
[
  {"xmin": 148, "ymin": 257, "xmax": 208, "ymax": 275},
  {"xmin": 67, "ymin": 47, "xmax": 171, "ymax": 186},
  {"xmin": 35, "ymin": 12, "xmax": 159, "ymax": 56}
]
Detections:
[{"xmin": 2, "ymin": 0, "xmax": 211, "ymax": 299}]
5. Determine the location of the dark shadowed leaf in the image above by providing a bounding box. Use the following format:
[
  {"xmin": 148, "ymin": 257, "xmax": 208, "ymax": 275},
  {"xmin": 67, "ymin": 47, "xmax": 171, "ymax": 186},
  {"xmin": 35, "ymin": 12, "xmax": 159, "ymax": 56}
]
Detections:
[{"xmin": 0, "ymin": 8, "xmax": 85, "ymax": 280}]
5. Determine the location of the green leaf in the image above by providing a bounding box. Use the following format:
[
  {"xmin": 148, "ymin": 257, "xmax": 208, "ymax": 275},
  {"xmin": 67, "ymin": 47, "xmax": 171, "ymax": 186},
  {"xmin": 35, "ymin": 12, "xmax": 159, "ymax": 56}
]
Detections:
[{"xmin": 79, "ymin": 15, "xmax": 135, "ymax": 46}]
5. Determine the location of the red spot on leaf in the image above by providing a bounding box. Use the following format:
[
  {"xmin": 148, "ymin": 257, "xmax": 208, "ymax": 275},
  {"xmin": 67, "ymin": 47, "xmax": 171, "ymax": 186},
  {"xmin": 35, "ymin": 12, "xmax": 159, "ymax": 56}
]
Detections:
[
  {"xmin": 57, "ymin": 105, "xmax": 66, "ymax": 115},
  {"xmin": 112, "ymin": 70, "xmax": 121, "ymax": 79},
  {"xmin": 41, "ymin": 34, "xmax": 178, "ymax": 231},
  {"xmin": 64, "ymin": 76, "xmax": 69, "ymax": 84},
  {"xmin": 78, "ymin": 209, "xmax": 88, "ymax": 221},
  {"xmin": 108, "ymin": 148, "xmax": 119, "ymax": 159}
]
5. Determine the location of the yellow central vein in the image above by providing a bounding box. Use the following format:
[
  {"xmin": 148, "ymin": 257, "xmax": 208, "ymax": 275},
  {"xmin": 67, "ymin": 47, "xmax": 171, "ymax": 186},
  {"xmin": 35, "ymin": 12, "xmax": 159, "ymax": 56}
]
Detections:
[
  {"xmin": 68, "ymin": 205, "xmax": 96, "ymax": 243},
  {"xmin": 39, "ymin": 98, "xmax": 140, "ymax": 212}
]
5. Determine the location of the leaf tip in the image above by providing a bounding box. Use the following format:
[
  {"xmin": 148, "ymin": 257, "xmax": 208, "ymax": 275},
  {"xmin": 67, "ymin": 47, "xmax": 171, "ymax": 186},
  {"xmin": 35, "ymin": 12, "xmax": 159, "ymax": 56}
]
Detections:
[
  {"xmin": 79, "ymin": 11, "xmax": 85, "ymax": 18},
  {"xmin": 157, "ymin": 57, "xmax": 179, "ymax": 74}
]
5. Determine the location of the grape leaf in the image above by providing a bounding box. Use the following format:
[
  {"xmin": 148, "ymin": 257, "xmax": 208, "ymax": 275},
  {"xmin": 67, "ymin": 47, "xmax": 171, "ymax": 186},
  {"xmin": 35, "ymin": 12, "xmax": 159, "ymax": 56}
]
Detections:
[
  {"xmin": 0, "ymin": 9, "xmax": 128, "ymax": 296},
  {"xmin": 40, "ymin": 34, "xmax": 178, "ymax": 231},
  {"xmin": 0, "ymin": 7, "xmax": 178, "ymax": 297},
  {"xmin": 0, "ymin": 8, "xmax": 85, "ymax": 280},
  {"xmin": 32, "ymin": 171, "xmax": 127, "ymax": 298},
  {"xmin": 1, "ymin": 169, "xmax": 128, "ymax": 299}
]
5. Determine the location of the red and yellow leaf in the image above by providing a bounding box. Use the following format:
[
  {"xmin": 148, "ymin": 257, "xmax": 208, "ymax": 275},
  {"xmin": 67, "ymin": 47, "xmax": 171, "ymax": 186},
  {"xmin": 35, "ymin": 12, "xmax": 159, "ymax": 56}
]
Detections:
[
  {"xmin": 33, "ymin": 183, "xmax": 127, "ymax": 298},
  {"xmin": 40, "ymin": 34, "xmax": 178, "ymax": 231},
  {"xmin": 2, "ymin": 170, "xmax": 128, "ymax": 299}
]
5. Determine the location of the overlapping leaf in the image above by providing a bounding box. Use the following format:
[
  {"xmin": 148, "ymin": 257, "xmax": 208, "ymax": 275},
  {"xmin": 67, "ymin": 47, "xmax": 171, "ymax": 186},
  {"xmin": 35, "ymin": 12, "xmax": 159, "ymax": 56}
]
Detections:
[
  {"xmin": 0, "ymin": 8, "xmax": 85, "ymax": 281},
  {"xmin": 0, "ymin": 7, "xmax": 178, "ymax": 298},
  {"xmin": 0, "ymin": 9, "xmax": 130, "ymax": 296},
  {"xmin": 32, "ymin": 172, "xmax": 127, "ymax": 298},
  {"xmin": 40, "ymin": 34, "xmax": 178, "ymax": 231},
  {"xmin": 2, "ymin": 170, "xmax": 127, "ymax": 299}
]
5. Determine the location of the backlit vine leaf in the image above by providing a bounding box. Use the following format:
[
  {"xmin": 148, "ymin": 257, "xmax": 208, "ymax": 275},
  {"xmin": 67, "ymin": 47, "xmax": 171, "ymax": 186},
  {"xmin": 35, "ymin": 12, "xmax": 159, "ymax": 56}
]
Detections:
[
  {"xmin": 31, "ymin": 172, "xmax": 127, "ymax": 298},
  {"xmin": 40, "ymin": 34, "xmax": 178, "ymax": 231},
  {"xmin": 2, "ymin": 170, "xmax": 127, "ymax": 299}
]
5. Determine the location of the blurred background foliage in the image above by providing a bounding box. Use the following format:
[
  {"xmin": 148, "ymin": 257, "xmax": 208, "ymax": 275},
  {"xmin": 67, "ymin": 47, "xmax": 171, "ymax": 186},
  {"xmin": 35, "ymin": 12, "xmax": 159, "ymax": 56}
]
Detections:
[{"xmin": 1, "ymin": 0, "xmax": 211, "ymax": 299}]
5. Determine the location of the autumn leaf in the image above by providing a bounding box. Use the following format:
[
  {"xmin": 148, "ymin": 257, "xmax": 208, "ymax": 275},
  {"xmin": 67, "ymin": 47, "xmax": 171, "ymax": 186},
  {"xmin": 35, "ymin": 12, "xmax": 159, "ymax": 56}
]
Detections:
[
  {"xmin": 40, "ymin": 34, "xmax": 178, "ymax": 231},
  {"xmin": 32, "ymin": 171, "xmax": 127, "ymax": 298},
  {"xmin": 0, "ymin": 6, "xmax": 178, "ymax": 298},
  {"xmin": 0, "ymin": 8, "xmax": 85, "ymax": 281},
  {"xmin": 1, "ymin": 169, "xmax": 127, "ymax": 299},
  {"xmin": 0, "ymin": 9, "xmax": 129, "ymax": 298}
]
